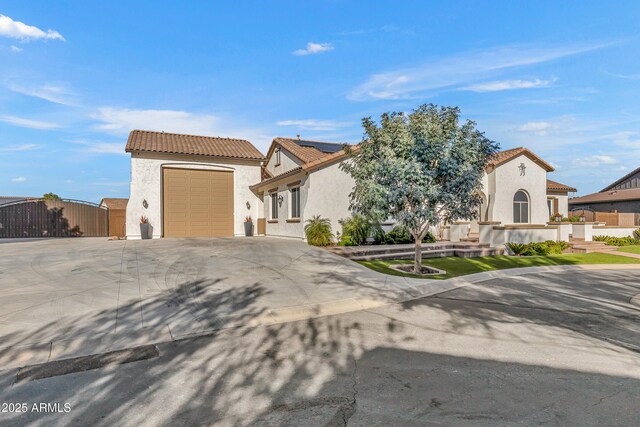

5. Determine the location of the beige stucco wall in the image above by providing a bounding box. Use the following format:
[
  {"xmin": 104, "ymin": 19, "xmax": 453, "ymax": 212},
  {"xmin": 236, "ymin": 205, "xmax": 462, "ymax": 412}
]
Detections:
[
  {"xmin": 263, "ymin": 174, "xmax": 309, "ymax": 239},
  {"xmin": 556, "ymin": 194, "xmax": 569, "ymax": 217},
  {"xmin": 262, "ymin": 161, "xmax": 355, "ymax": 240},
  {"xmin": 305, "ymin": 161, "xmax": 356, "ymax": 240},
  {"xmin": 126, "ymin": 152, "xmax": 262, "ymax": 239},
  {"xmin": 266, "ymin": 147, "xmax": 302, "ymax": 176},
  {"xmin": 489, "ymin": 154, "xmax": 549, "ymax": 224}
]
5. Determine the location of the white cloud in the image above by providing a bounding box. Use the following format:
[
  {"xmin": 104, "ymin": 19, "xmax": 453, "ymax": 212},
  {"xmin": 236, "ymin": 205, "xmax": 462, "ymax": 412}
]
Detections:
[
  {"xmin": 572, "ymin": 155, "xmax": 619, "ymax": 167},
  {"xmin": 0, "ymin": 143, "xmax": 40, "ymax": 152},
  {"xmin": 0, "ymin": 15, "xmax": 64, "ymax": 41},
  {"xmin": 0, "ymin": 115, "xmax": 62, "ymax": 130},
  {"xmin": 463, "ymin": 78, "xmax": 553, "ymax": 92},
  {"xmin": 91, "ymin": 107, "xmax": 273, "ymax": 151},
  {"xmin": 609, "ymin": 131, "xmax": 640, "ymax": 149},
  {"xmin": 11, "ymin": 176, "xmax": 27, "ymax": 182},
  {"xmin": 348, "ymin": 43, "xmax": 610, "ymax": 101},
  {"xmin": 10, "ymin": 45, "xmax": 23, "ymax": 52},
  {"xmin": 8, "ymin": 83, "xmax": 75, "ymax": 105},
  {"xmin": 292, "ymin": 42, "xmax": 334, "ymax": 56},
  {"xmin": 605, "ymin": 71, "xmax": 640, "ymax": 80},
  {"xmin": 93, "ymin": 108, "xmax": 223, "ymax": 136},
  {"xmin": 515, "ymin": 121, "xmax": 558, "ymax": 136},
  {"xmin": 69, "ymin": 139, "xmax": 125, "ymax": 155},
  {"xmin": 276, "ymin": 119, "xmax": 351, "ymax": 131}
]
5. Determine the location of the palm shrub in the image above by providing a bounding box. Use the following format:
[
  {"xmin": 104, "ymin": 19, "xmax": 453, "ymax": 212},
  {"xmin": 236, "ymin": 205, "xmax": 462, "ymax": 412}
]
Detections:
[
  {"xmin": 506, "ymin": 242, "xmax": 527, "ymax": 255},
  {"xmin": 634, "ymin": 228, "xmax": 640, "ymax": 240},
  {"xmin": 304, "ymin": 216, "xmax": 333, "ymax": 246},
  {"xmin": 592, "ymin": 235, "xmax": 608, "ymax": 242}
]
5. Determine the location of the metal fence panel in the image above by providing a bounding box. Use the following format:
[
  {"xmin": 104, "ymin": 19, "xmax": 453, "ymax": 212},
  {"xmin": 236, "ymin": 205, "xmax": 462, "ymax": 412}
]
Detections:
[{"xmin": 0, "ymin": 199, "xmax": 108, "ymax": 238}]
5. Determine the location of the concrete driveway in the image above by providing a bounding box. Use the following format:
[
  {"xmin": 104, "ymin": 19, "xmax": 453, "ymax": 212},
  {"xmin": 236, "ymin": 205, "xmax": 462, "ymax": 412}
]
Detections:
[
  {"xmin": 1, "ymin": 268, "xmax": 639, "ymax": 425},
  {"xmin": 0, "ymin": 237, "xmax": 453, "ymax": 368}
]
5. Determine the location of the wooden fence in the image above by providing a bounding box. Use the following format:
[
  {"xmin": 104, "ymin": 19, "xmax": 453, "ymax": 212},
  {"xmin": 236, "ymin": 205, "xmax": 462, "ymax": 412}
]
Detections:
[
  {"xmin": 570, "ymin": 209, "xmax": 640, "ymax": 226},
  {"xmin": 0, "ymin": 199, "xmax": 108, "ymax": 238}
]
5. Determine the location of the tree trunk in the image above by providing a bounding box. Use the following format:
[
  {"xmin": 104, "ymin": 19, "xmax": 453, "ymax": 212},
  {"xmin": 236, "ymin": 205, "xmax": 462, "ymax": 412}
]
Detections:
[{"xmin": 414, "ymin": 237, "xmax": 423, "ymax": 273}]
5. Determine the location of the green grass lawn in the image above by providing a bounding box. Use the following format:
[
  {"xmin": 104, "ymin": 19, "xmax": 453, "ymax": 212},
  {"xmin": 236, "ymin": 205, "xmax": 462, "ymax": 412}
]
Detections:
[
  {"xmin": 358, "ymin": 253, "xmax": 640, "ymax": 279},
  {"xmin": 617, "ymin": 245, "xmax": 640, "ymax": 255}
]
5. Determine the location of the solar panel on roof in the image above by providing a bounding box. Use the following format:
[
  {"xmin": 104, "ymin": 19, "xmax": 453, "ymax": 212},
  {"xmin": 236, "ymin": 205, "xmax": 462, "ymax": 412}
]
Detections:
[{"xmin": 295, "ymin": 140, "xmax": 345, "ymax": 154}]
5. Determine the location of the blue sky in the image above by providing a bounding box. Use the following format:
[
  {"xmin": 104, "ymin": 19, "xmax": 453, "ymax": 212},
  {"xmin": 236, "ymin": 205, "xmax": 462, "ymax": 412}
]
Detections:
[{"xmin": 1, "ymin": 1, "xmax": 640, "ymax": 202}]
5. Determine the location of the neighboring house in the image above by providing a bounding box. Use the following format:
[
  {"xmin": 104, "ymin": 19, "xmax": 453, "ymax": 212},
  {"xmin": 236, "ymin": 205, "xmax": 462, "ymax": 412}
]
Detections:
[
  {"xmin": 569, "ymin": 166, "xmax": 640, "ymax": 213},
  {"xmin": 125, "ymin": 130, "xmax": 264, "ymax": 239},
  {"xmin": 124, "ymin": 131, "xmax": 577, "ymax": 240}
]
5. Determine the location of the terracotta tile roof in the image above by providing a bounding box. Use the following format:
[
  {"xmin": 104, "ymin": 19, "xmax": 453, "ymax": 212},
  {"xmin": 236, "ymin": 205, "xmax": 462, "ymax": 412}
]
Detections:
[
  {"xmin": 266, "ymin": 137, "xmax": 348, "ymax": 165},
  {"xmin": 100, "ymin": 198, "xmax": 129, "ymax": 210},
  {"xmin": 569, "ymin": 188, "xmax": 640, "ymax": 204},
  {"xmin": 261, "ymin": 166, "xmax": 273, "ymax": 180},
  {"xmin": 547, "ymin": 179, "xmax": 577, "ymax": 193},
  {"xmin": 125, "ymin": 130, "xmax": 264, "ymax": 160},
  {"xmin": 488, "ymin": 147, "xmax": 554, "ymax": 172}
]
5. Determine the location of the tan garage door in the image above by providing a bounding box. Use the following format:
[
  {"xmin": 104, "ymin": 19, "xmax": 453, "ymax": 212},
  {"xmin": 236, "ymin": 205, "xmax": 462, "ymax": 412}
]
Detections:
[{"xmin": 163, "ymin": 168, "xmax": 234, "ymax": 237}]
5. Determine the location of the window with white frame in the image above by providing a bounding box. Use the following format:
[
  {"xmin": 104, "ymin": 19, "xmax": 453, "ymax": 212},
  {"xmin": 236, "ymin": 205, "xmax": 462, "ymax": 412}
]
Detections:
[
  {"xmin": 513, "ymin": 190, "xmax": 529, "ymax": 223},
  {"xmin": 270, "ymin": 192, "xmax": 278, "ymax": 219},
  {"xmin": 290, "ymin": 187, "xmax": 300, "ymax": 218}
]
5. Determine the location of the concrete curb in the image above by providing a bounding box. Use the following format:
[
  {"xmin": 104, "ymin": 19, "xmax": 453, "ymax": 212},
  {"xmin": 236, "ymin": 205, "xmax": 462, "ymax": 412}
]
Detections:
[{"xmin": 3, "ymin": 264, "xmax": 640, "ymax": 373}]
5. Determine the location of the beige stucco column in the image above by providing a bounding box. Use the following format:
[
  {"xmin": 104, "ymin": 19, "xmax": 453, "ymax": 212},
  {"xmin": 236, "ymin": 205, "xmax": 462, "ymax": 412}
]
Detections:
[
  {"xmin": 479, "ymin": 221, "xmax": 501, "ymax": 245},
  {"xmin": 449, "ymin": 222, "xmax": 470, "ymax": 242},
  {"xmin": 572, "ymin": 222, "xmax": 594, "ymax": 241},
  {"xmin": 548, "ymin": 222, "xmax": 572, "ymax": 242}
]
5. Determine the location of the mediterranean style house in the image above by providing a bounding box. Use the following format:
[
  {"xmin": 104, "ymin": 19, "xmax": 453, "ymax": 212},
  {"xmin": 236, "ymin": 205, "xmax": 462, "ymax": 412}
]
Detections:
[{"xmin": 124, "ymin": 130, "xmax": 577, "ymax": 240}]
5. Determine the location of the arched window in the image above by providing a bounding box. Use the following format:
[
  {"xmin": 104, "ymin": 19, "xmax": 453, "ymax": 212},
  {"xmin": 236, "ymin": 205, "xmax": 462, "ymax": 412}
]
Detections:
[{"xmin": 513, "ymin": 190, "xmax": 529, "ymax": 223}]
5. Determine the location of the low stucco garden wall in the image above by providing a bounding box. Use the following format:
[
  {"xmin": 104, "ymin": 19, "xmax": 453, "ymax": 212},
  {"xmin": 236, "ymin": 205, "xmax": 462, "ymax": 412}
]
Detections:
[{"xmin": 592, "ymin": 226, "xmax": 638, "ymax": 239}]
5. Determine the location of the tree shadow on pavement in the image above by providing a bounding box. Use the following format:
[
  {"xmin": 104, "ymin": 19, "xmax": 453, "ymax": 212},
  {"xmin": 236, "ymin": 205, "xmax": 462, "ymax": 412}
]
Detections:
[{"xmin": 399, "ymin": 269, "xmax": 640, "ymax": 354}]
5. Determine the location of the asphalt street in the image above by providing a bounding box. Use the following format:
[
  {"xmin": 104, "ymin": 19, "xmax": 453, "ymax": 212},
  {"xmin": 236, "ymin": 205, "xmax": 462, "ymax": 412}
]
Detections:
[{"xmin": 1, "ymin": 268, "xmax": 639, "ymax": 426}]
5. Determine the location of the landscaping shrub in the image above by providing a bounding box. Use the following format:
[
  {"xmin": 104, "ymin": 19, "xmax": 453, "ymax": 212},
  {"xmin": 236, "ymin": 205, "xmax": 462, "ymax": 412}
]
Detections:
[
  {"xmin": 506, "ymin": 242, "xmax": 527, "ymax": 255},
  {"xmin": 338, "ymin": 215, "xmax": 370, "ymax": 246},
  {"xmin": 304, "ymin": 216, "xmax": 333, "ymax": 246},
  {"xmin": 562, "ymin": 216, "xmax": 581, "ymax": 222},
  {"xmin": 508, "ymin": 240, "xmax": 569, "ymax": 256},
  {"xmin": 593, "ymin": 236, "xmax": 640, "ymax": 247},
  {"xmin": 384, "ymin": 225, "xmax": 435, "ymax": 245},
  {"xmin": 634, "ymin": 228, "xmax": 640, "ymax": 240},
  {"xmin": 384, "ymin": 225, "xmax": 414, "ymax": 244}
]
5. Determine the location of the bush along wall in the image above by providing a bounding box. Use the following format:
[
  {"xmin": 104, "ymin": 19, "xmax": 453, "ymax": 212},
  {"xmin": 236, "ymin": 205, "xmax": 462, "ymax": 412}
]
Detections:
[
  {"xmin": 592, "ymin": 235, "xmax": 640, "ymax": 246},
  {"xmin": 507, "ymin": 241, "xmax": 570, "ymax": 256},
  {"xmin": 338, "ymin": 219, "xmax": 435, "ymax": 247}
]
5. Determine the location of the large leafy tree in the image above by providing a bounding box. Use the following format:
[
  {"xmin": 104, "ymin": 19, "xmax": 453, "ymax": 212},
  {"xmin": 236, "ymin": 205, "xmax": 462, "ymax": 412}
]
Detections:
[{"xmin": 341, "ymin": 104, "xmax": 499, "ymax": 273}]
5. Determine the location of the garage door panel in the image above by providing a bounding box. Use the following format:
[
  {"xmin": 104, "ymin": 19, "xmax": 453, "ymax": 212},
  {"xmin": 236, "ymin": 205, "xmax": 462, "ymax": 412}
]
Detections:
[{"xmin": 163, "ymin": 168, "xmax": 234, "ymax": 237}]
